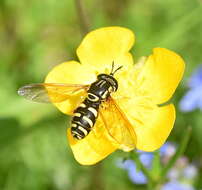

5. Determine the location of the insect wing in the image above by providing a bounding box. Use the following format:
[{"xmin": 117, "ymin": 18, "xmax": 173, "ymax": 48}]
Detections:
[
  {"xmin": 18, "ymin": 83, "xmax": 89, "ymax": 103},
  {"xmin": 100, "ymin": 96, "xmax": 136, "ymax": 150}
]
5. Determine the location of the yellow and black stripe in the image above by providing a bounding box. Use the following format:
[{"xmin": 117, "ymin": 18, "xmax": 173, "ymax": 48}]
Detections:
[
  {"xmin": 71, "ymin": 98, "xmax": 99, "ymax": 139},
  {"xmin": 71, "ymin": 73, "xmax": 119, "ymax": 140}
]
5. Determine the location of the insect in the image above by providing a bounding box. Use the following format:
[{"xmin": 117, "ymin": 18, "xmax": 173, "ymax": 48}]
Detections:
[{"xmin": 18, "ymin": 63, "xmax": 136, "ymax": 147}]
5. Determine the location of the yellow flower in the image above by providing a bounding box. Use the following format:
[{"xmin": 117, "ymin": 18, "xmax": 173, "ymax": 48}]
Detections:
[{"xmin": 45, "ymin": 27, "xmax": 185, "ymax": 165}]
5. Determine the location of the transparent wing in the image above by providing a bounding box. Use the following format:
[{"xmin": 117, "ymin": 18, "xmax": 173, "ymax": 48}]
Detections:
[
  {"xmin": 99, "ymin": 96, "xmax": 137, "ymax": 151},
  {"xmin": 18, "ymin": 83, "xmax": 89, "ymax": 103}
]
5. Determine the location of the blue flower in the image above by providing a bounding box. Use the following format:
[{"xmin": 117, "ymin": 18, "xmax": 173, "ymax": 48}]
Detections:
[
  {"xmin": 179, "ymin": 65, "xmax": 202, "ymax": 112},
  {"xmin": 162, "ymin": 181, "xmax": 194, "ymax": 190},
  {"xmin": 117, "ymin": 152, "xmax": 153, "ymax": 184},
  {"xmin": 188, "ymin": 66, "xmax": 202, "ymax": 88},
  {"xmin": 137, "ymin": 151, "xmax": 153, "ymax": 168},
  {"xmin": 160, "ymin": 142, "xmax": 176, "ymax": 157},
  {"xmin": 183, "ymin": 164, "xmax": 198, "ymax": 179},
  {"xmin": 117, "ymin": 159, "xmax": 148, "ymax": 184},
  {"xmin": 117, "ymin": 144, "xmax": 173, "ymax": 185},
  {"xmin": 117, "ymin": 142, "xmax": 197, "ymax": 189}
]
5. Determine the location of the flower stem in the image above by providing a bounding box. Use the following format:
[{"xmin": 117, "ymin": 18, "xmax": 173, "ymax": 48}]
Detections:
[
  {"xmin": 89, "ymin": 162, "xmax": 104, "ymax": 190},
  {"xmin": 130, "ymin": 151, "xmax": 154, "ymax": 183},
  {"xmin": 151, "ymin": 150, "xmax": 161, "ymax": 180},
  {"xmin": 75, "ymin": 0, "xmax": 90, "ymax": 36},
  {"xmin": 160, "ymin": 127, "xmax": 192, "ymax": 180}
]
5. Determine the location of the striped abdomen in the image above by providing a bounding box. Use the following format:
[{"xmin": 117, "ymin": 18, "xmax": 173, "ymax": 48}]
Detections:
[
  {"xmin": 71, "ymin": 73, "xmax": 118, "ymax": 140},
  {"xmin": 71, "ymin": 98, "xmax": 99, "ymax": 140}
]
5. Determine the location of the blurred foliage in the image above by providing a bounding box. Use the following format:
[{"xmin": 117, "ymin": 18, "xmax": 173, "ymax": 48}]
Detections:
[{"xmin": 0, "ymin": 0, "xmax": 202, "ymax": 189}]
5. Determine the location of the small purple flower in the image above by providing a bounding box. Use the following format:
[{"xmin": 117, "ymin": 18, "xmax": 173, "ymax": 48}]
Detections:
[
  {"xmin": 179, "ymin": 65, "xmax": 202, "ymax": 112},
  {"xmin": 128, "ymin": 164, "xmax": 147, "ymax": 184},
  {"xmin": 167, "ymin": 168, "xmax": 180, "ymax": 180},
  {"xmin": 139, "ymin": 152, "xmax": 153, "ymax": 168},
  {"xmin": 183, "ymin": 164, "xmax": 198, "ymax": 179},
  {"xmin": 179, "ymin": 87, "xmax": 202, "ymax": 112},
  {"xmin": 117, "ymin": 159, "xmax": 148, "ymax": 184},
  {"xmin": 117, "ymin": 152, "xmax": 153, "ymax": 185},
  {"xmin": 160, "ymin": 142, "xmax": 177, "ymax": 157},
  {"xmin": 188, "ymin": 66, "xmax": 202, "ymax": 88},
  {"xmin": 117, "ymin": 142, "xmax": 197, "ymax": 189},
  {"xmin": 162, "ymin": 181, "xmax": 195, "ymax": 190}
]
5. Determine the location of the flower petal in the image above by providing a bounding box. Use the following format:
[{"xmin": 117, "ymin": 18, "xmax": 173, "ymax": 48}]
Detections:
[
  {"xmin": 45, "ymin": 61, "xmax": 97, "ymax": 115},
  {"xmin": 135, "ymin": 104, "xmax": 175, "ymax": 151},
  {"xmin": 135, "ymin": 48, "xmax": 185, "ymax": 104},
  {"xmin": 114, "ymin": 92, "xmax": 175, "ymax": 151},
  {"xmin": 67, "ymin": 116, "xmax": 119, "ymax": 165},
  {"xmin": 77, "ymin": 26, "xmax": 135, "ymax": 68},
  {"xmin": 112, "ymin": 48, "xmax": 182, "ymax": 151}
]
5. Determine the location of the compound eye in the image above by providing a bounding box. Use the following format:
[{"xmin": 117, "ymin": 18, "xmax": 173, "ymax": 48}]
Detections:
[
  {"xmin": 97, "ymin": 74, "xmax": 107, "ymax": 80},
  {"xmin": 114, "ymin": 84, "xmax": 118, "ymax": 91},
  {"xmin": 111, "ymin": 83, "xmax": 118, "ymax": 92}
]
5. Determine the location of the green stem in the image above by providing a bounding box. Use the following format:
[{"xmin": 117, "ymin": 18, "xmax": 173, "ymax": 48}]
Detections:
[
  {"xmin": 89, "ymin": 163, "xmax": 104, "ymax": 190},
  {"xmin": 130, "ymin": 151, "xmax": 154, "ymax": 183},
  {"xmin": 130, "ymin": 127, "xmax": 192, "ymax": 188},
  {"xmin": 160, "ymin": 127, "xmax": 192, "ymax": 180},
  {"xmin": 151, "ymin": 150, "xmax": 161, "ymax": 181},
  {"xmin": 75, "ymin": 0, "xmax": 90, "ymax": 36}
]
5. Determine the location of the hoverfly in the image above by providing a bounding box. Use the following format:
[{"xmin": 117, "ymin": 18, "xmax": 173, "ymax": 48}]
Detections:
[{"xmin": 18, "ymin": 63, "xmax": 136, "ymax": 147}]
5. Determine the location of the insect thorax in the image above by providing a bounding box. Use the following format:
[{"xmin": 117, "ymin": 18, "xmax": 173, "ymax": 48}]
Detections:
[
  {"xmin": 87, "ymin": 74, "xmax": 118, "ymax": 101},
  {"xmin": 71, "ymin": 73, "xmax": 118, "ymax": 140}
]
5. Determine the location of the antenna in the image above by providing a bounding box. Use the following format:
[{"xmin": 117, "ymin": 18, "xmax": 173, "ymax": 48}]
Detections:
[{"xmin": 110, "ymin": 61, "xmax": 123, "ymax": 76}]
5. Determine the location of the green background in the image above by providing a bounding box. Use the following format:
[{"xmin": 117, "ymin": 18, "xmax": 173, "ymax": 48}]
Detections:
[{"xmin": 0, "ymin": 0, "xmax": 202, "ymax": 189}]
